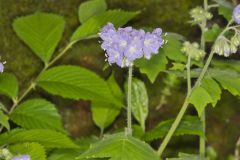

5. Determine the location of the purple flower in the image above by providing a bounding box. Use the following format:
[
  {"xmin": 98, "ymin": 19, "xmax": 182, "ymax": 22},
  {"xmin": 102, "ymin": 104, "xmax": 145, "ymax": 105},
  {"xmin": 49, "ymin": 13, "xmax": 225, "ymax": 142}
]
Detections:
[
  {"xmin": 0, "ymin": 61, "xmax": 6, "ymax": 73},
  {"xmin": 233, "ymin": 4, "xmax": 240, "ymax": 24},
  {"xmin": 99, "ymin": 23, "xmax": 164, "ymax": 67},
  {"xmin": 12, "ymin": 155, "xmax": 31, "ymax": 160}
]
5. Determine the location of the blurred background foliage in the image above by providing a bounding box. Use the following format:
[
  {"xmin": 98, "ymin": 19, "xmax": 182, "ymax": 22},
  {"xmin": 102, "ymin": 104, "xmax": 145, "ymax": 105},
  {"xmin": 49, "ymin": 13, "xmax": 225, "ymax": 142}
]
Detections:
[{"xmin": 0, "ymin": 0, "xmax": 240, "ymax": 159}]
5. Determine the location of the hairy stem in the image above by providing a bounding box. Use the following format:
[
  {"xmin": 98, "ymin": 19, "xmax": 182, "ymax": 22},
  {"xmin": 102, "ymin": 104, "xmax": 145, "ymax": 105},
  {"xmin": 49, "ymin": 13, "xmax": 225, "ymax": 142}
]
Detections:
[
  {"xmin": 126, "ymin": 65, "xmax": 133, "ymax": 136},
  {"xmin": 200, "ymin": 0, "xmax": 208, "ymax": 157},
  {"xmin": 0, "ymin": 42, "xmax": 74, "ymax": 133},
  {"xmin": 187, "ymin": 55, "xmax": 191, "ymax": 96}
]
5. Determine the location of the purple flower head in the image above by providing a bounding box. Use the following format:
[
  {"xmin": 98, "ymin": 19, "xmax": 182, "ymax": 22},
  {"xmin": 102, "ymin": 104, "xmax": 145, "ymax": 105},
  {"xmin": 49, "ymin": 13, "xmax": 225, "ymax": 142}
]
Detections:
[
  {"xmin": 233, "ymin": 4, "xmax": 240, "ymax": 24},
  {"xmin": 0, "ymin": 61, "xmax": 6, "ymax": 73},
  {"xmin": 99, "ymin": 23, "xmax": 164, "ymax": 67},
  {"xmin": 12, "ymin": 155, "xmax": 31, "ymax": 160}
]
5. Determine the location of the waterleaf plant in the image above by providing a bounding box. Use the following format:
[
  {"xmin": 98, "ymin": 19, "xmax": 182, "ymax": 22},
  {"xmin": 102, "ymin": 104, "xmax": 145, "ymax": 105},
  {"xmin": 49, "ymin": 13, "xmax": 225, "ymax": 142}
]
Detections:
[{"xmin": 1, "ymin": 0, "xmax": 240, "ymax": 159}]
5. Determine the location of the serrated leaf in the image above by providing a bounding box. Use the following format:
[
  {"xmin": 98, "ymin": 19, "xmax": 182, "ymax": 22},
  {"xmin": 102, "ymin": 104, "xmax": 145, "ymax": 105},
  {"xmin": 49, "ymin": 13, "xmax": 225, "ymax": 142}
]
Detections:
[
  {"xmin": 215, "ymin": 77, "xmax": 240, "ymax": 96},
  {"xmin": 188, "ymin": 87, "xmax": 213, "ymax": 116},
  {"xmin": 163, "ymin": 35, "xmax": 187, "ymax": 62},
  {"xmin": 10, "ymin": 99, "xmax": 64, "ymax": 132},
  {"xmin": 71, "ymin": 10, "xmax": 139, "ymax": 42},
  {"xmin": 91, "ymin": 74, "xmax": 122, "ymax": 130},
  {"xmin": 0, "ymin": 73, "xmax": 18, "ymax": 99},
  {"xmin": 13, "ymin": 12, "xmax": 65, "ymax": 62},
  {"xmin": 0, "ymin": 129, "xmax": 78, "ymax": 148},
  {"xmin": 127, "ymin": 78, "xmax": 148, "ymax": 131},
  {"xmin": 167, "ymin": 152, "xmax": 201, "ymax": 160},
  {"xmin": 143, "ymin": 116, "xmax": 203, "ymax": 141},
  {"xmin": 201, "ymin": 78, "xmax": 222, "ymax": 107},
  {"xmin": 135, "ymin": 52, "xmax": 168, "ymax": 83},
  {"xmin": 78, "ymin": 0, "xmax": 107, "ymax": 23},
  {"xmin": 9, "ymin": 142, "xmax": 46, "ymax": 160},
  {"xmin": 0, "ymin": 110, "xmax": 10, "ymax": 130},
  {"xmin": 37, "ymin": 65, "xmax": 122, "ymax": 106},
  {"xmin": 77, "ymin": 133, "xmax": 159, "ymax": 160},
  {"xmin": 204, "ymin": 24, "xmax": 222, "ymax": 42}
]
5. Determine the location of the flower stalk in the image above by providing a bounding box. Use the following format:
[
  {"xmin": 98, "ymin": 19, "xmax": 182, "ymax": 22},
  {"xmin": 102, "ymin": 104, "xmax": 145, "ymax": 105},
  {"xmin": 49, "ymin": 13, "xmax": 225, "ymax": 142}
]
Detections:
[{"xmin": 126, "ymin": 65, "xmax": 133, "ymax": 135}]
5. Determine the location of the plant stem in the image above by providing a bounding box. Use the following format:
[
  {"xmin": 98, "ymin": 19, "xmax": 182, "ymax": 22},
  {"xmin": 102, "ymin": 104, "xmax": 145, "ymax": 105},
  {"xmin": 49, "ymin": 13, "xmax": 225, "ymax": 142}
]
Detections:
[
  {"xmin": 186, "ymin": 55, "xmax": 191, "ymax": 96},
  {"xmin": 0, "ymin": 42, "xmax": 74, "ymax": 133},
  {"xmin": 126, "ymin": 65, "xmax": 133, "ymax": 136},
  {"xmin": 200, "ymin": 0, "xmax": 208, "ymax": 157}
]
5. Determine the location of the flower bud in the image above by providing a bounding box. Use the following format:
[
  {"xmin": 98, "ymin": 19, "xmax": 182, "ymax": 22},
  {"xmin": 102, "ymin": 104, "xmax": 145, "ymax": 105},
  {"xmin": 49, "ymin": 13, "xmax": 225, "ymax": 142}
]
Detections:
[
  {"xmin": 190, "ymin": 7, "xmax": 212, "ymax": 24},
  {"xmin": 181, "ymin": 41, "xmax": 206, "ymax": 60}
]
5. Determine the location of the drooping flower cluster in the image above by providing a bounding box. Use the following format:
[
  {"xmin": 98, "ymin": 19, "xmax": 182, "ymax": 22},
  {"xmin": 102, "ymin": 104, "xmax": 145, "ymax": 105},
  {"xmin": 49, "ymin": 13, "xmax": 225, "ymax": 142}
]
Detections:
[
  {"xmin": 213, "ymin": 35, "xmax": 239, "ymax": 57},
  {"xmin": 233, "ymin": 4, "xmax": 240, "ymax": 24},
  {"xmin": 181, "ymin": 41, "xmax": 205, "ymax": 60},
  {"xmin": 99, "ymin": 23, "xmax": 164, "ymax": 67},
  {"xmin": 0, "ymin": 61, "xmax": 6, "ymax": 73},
  {"xmin": 12, "ymin": 155, "xmax": 30, "ymax": 160},
  {"xmin": 190, "ymin": 7, "xmax": 212, "ymax": 24}
]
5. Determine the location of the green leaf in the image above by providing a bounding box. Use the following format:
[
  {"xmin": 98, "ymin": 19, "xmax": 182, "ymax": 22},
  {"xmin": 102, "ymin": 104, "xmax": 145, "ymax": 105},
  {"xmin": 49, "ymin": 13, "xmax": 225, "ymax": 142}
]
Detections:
[
  {"xmin": 13, "ymin": 12, "xmax": 65, "ymax": 62},
  {"xmin": 143, "ymin": 116, "xmax": 203, "ymax": 141},
  {"xmin": 163, "ymin": 35, "xmax": 187, "ymax": 62},
  {"xmin": 0, "ymin": 102, "xmax": 8, "ymax": 112},
  {"xmin": 130, "ymin": 78, "xmax": 148, "ymax": 131},
  {"xmin": 91, "ymin": 74, "xmax": 122, "ymax": 130},
  {"xmin": 218, "ymin": 5, "xmax": 233, "ymax": 21},
  {"xmin": 0, "ymin": 129, "xmax": 78, "ymax": 148},
  {"xmin": 188, "ymin": 87, "xmax": 213, "ymax": 116},
  {"xmin": 78, "ymin": 0, "xmax": 107, "ymax": 24},
  {"xmin": 166, "ymin": 152, "xmax": 201, "ymax": 160},
  {"xmin": 10, "ymin": 99, "xmax": 64, "ymax": 132},
  {"xmin": 71, "ymin": 10, "xmax": 139, "ymax": 42},
  {"xmin": 204, "ymin": 24, "xmax": 222, "ymax": 42},
  {"xmin": 9, "ymin": 142, "xmax": 46, "ymax": 160},
  {"xmin": 0, "ymin": 73, "xmax": 18, "ymax": 99},
  {"xmin": 77, "ymin": 133, "xmax": 159, "ymax": 160},
  {"xmin": 37, "ymin": 65, "xmax": 121, "ymax": 106},
  {"xmin": 215, "ymin": 77, "xmax": 240, "ymax": 96},
  {"xmin": 135, "ymin": 52, "xmax": 168, "ymax": 83},
  {"xmin": 0, "ymin": 110, "xmax": 10, "ymax": 130},
  {"xmin": 201, "ymin": 78, "xmax": 222, "ymax": 107}
]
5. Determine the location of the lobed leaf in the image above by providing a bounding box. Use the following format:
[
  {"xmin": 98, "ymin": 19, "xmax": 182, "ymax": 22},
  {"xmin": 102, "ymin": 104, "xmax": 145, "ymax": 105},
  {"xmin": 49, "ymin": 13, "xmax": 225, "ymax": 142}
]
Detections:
[
  {"xmin": 215, "ymin": 77, "xmax": 240, "ymax": 96},
  {"xmin": 0, "ymin": 73, "xmax": 18, "ymax": 99},
  {"xmin": 13, "ymin": 12, "xmax": 65, "ymax": 62},
  {"xmin": 10, "ymin": 99, "xmax": 64, "ymax": 132},
  {"xmin": 0, "ymin": 110, "xmax": 10, "ymax": 130},
  {"xmin": 204, "ymin": 24, "xmax": 222, "ymax": 42}
]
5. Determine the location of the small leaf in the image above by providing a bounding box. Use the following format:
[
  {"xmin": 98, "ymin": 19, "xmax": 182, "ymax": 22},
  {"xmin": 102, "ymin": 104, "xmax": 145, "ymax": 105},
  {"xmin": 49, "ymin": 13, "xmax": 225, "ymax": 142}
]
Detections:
[
  {"xmin": 71, "ymin": 10, "xmax": 139, "ymax": 42},
  {"xmin": 204, "ymin": 24, "xmax": 222, "ymax": 42},
  {"xmin": 37, "ymin": 65, "xmax": 122, "ymax": 106},
  {"xmin": 9, "ymin": 142, "xmax": 46, "ymax": 160},
  {"xmin": 10, "ymin": 99, "xmax": 64, "ymax": 132},
  {"xmin": 167, "ymin": 152, "xmax": 201, "ymax": 160},
  {"xmin": 0, "ymin": 73, "xmax": 18, "ymax": 99},
  {"xmin": 0, "ymin": 110, "xmax": 10, "ymax": 130},
  {"xmin": 135, "ymin": 52, "xmax": 168, "ymax": 83},
  {"xmin": 215, "ymin": 77, "xmax": 240, "ymax": 96},
  {"xmin": 188, "ymin": 87, "xmax": 213, "ymax": 116},
  {"xmin": 143, "ymin": 116, "xmax": 203, "ymax": 141},
  {"xmin": 0, "ymin": 102, "xmax": 8, "ymax": 112},
  {"xmin": 169, "ymin": 63, "xmax": 185, "ymax": 71},
  {"xmin": 218, "ymin": 5, "xmax": 233, "ymax": 21},
  {"xmin": 78, "ymin": 0, "xmax": 107, "ymax": 23},
  {"xmin": 13, "ymin": 12, "xmax": 65, "ymax": 62},
  {"xmin": 127, "ymin": 78, "xmax": 149, "ymax": 131},
  {"xmin": 77, "ymin": 133, "xmax": 159, "ymax": 160},
  {"xmin": 0, "ymin": 129, "xmax": 78, "ymax": 148},
  {"xmin": 201, "ymin": 78, "xmax": 222, "ymax": 107},
  {"xmin": 91, "ymin": 74, "xmax": 122, "ymax": 130}
]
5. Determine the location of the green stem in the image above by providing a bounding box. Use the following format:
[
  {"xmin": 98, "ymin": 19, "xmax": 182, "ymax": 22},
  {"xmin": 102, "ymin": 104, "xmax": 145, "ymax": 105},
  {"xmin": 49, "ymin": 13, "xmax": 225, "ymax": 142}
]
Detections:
[
  {"xmin": 0, "ymin": 42, "xmax": 74, "ymax": 133},
  {"xmin": 187, "ymin": 55, "xmax": 191, "ymax": 96},
  {"xmin": 126, "ymin": 65, "xmax": 133, "ymax": 136},
  {"xmin": 200, "ymin": 0, "xmax": 208, "ymax": 157}
]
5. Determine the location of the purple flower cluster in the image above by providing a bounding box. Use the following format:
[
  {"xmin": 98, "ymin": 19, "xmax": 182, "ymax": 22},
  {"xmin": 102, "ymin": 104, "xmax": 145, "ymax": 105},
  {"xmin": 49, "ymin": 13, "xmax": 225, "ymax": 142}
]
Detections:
[
  {"xmin": 233, "ymin": 4, "xmax": 240, "ymax": 24},
  {"xmin": 99, "ymin": 23, "xmax": 164, "ymax": 67},
  {"xmin": 0, "ymin": 61, "xmax": 6, "ymax": 73},
  {"xmin": 12, "ymin": 155, "xmax": 30, "ymax": 160}
]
